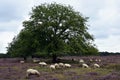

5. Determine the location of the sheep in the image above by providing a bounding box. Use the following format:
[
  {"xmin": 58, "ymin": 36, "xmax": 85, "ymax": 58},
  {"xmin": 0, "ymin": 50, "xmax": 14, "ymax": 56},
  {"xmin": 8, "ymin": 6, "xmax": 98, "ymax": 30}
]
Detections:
[
  {"xmin": 89, "ymin": 59, "xmax": 93, "ymax": 62},
  {"xmin": 72, "ymin": 58, "xmax": 77, "ymax": 61},
  {"xmin": 82, "ymin": 63, "xmax": 89, "ymax": 68},
  {"xmin": 59, "ymin": 63, "xmax": 65, "ymax": 67},
  {"xmin": 39, "ymin": 62, "xmax": 47, "ymax": 66},
  {"xmin": 33, "ymin": 59, "xmax": 40, "ymax": 63},
  {"xmin": 26, "ymin": 69, "xmax": 40, "ymax": 78},
  {"xmin": 54, "ymin": 63, "xmax": 60, "ymax": 68},
  {"xmin": 95, "ymin": 59, "xmax": 101, "ymax": 62},
  {"xmin": 64, "ymin": 63, "xmax": 71, "ymax": 68},
  {"xmin": 50, "ymin": 64, "xmax": 56, "ymax": 70},
  {"xmin": 93, "ymin": 63, "xmax": 100, "ymax": 68},
  {"xmin": 20, "ymin": 60, "xmax": 24, "ymax": 64},
  {"xmin": 98, "ymin": 59, "xmax": 101, "ymax": 62},
  {"xmin": 95, "ymin": 59, "xmax": 98, "ymax": 62},
  {"xmin": 79, "ymin": 59, "xmax": 84, "ymax": 63}
]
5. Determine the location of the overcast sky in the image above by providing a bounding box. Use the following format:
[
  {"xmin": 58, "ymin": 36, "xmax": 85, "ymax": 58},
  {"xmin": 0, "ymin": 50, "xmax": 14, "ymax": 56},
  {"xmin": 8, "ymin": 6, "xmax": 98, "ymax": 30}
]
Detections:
[{"xmin": 0, "ymin": 0, "xmax": 120, "ymax": 53}]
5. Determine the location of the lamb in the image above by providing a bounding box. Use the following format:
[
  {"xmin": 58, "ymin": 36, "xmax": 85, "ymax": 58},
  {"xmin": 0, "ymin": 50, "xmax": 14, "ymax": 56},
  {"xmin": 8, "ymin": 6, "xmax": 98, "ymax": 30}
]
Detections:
[
  {"xmin": 26, "ymin": 69, "xmax": 40, "ymax": 78},
  {"xmin": 82, "ymin": 63, "xmax": 89, "ymax": 68},
  {"xmin": 39, "ymin": 62, "xmax": 47, "ymax": 66},
  {"xmin": 93, "ymin": 63, "xmax": 100, "ymax": 68},
  {"xmin": 64, "ymin": 63, "xmax": 71, "ymax": 68}
]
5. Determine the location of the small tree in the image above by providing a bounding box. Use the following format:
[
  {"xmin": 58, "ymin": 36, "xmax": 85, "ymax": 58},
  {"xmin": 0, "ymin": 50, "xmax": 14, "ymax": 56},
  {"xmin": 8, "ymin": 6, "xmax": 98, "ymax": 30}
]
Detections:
[{"xmin": 7, "ymin": 3, "xmax": 98, "ymax": 62}]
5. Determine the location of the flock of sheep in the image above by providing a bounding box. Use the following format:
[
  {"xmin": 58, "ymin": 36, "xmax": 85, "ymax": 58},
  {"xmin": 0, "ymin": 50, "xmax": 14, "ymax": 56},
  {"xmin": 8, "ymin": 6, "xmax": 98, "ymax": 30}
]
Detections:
[{"xmin": 20, "ymin": 58, "xmax": 101, "ymax": 78}]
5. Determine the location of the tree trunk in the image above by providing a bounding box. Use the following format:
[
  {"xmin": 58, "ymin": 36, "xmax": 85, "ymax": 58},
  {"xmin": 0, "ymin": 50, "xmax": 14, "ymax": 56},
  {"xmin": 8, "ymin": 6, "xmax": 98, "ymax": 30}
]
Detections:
[
  {"xmin": 52, "ymin": 54, "xmax": 57, "ymax": 63},
  {"xmin": 23, "ymin": 57, "xmax": 27, "ymax": 61}
]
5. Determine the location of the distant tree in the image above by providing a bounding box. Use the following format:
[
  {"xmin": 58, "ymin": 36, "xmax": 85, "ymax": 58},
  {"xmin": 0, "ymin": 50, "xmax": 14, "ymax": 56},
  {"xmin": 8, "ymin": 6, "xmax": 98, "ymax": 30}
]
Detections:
[{"xmin": 7, "ymin": 3, "xmax": 98, "ymax": 62}]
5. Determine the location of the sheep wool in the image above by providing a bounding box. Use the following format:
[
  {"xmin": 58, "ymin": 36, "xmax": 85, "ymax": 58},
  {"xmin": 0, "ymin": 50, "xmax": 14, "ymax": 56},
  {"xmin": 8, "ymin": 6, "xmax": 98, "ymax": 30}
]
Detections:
[
  {"xmin": 20, "ymin": 61, "xmax": 24, "ymax": 64},
  {"xmin": 79, "ymin": 59, "xmax": 84, "ymax": 63},
  {"xmin": 26, "ymin": 69, "xmax": 40, "ymax": 77},
  {"xmin": 50, "ymin": 65, "xmax": 56, "ymax": 70},
  {"xmin": 64, "ymin": 63, "xmax": 71, "ymax": 68},
  {"xmin": 82, "ymin": 63, "xmax": 89, "ymax": 68},
  {"xmin": 33, "ymin": 59, "xmax": 40, "ymax": 63},
  {"xmin": 54, "ymin": 63, "xmax": 60, "ymax": 68},
  {"xmin": 59, "ymin": 63, "xmax": 64, "ymax": 67},
  {"xmin": 39, "ymin": 62, "xmax": 47, "ymax": 66},
  {"xmin": 94, "ymin": 63, "xmax": 100, "ymax": 68}
]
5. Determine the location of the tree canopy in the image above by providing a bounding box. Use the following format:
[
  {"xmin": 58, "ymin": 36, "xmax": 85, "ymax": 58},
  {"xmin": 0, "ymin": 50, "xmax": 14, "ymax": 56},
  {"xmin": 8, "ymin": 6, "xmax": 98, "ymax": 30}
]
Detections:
[{"xmin": 7, "ymin": 3, "xmax": 98, "ymax": 62}]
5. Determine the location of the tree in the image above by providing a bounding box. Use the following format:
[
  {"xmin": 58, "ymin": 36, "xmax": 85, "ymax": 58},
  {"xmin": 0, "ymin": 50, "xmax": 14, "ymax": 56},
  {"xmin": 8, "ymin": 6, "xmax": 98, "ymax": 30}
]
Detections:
[{"xmin": 7, "ymin": 3, "xmax": 98, "ymax": 62}]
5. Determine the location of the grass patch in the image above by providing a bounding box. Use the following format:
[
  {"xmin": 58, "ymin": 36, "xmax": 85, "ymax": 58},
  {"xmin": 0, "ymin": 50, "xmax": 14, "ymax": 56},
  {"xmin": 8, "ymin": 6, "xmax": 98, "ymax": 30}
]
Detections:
[
  {"xmin": 65, "ymin": 67, "xmax": 113, "ymax": 76},
  {"xmin": 105, "ymin": 64, "xmax": 120, "ymax": 71},
  {"xmin": 53, "ymin": 73, "xmax": 65, "ymax": 80}
]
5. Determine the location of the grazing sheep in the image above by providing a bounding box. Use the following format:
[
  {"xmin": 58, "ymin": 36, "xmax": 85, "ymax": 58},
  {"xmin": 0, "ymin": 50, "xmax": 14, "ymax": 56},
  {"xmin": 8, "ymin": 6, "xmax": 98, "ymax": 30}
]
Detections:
[
  {"xmin": 95, "ymin": 59, "xmax": 98, "ymax": 62},
  {"xmin": 50, "ymin": 64, "xmax": 56, "ymax": 70},
  {"xmin": 39, "ymin": 62, "xmax": 47, "ymax": 66},
  {"xmin": 59, "ymin": 63, "xmax": 65, "ymax": 67},
  {"xmin": 64, "ymin": 63, "xmax": 71, "ymax": 68},
  {"xmin": 79, "ymin": 59, "xmax": 84, "ymax": 63},
  {"xmin": 93, "ymin": 63, "xmax": 100, "ymax": 68},
  {"xmin": 72, "ymin": 58, "xmax": 77, "ymax": 61},
  {"xmin": 26, "ymin": 69, "xmax": 40, "ymax": 78},
  {"xmin": 82, "ymin": 63, "xmax": 89, "ymax": 68},
  {"xmin": 33, "ymin": 59, "xmax": 40, "ymax": 63},
  {"xmin": 89, "ymin": 59, "xmax": 93, "ymax": 62},
  {"xmin": 54, "ymin": 63, "xmax": 60, "ymax": 68},
  {"xmin": 20, "ymin": 60, "xmax": 24, "ymax": 64},
  {"xmin": 98, "ymin": 59, "xmax": 101, "ymax": 62}
]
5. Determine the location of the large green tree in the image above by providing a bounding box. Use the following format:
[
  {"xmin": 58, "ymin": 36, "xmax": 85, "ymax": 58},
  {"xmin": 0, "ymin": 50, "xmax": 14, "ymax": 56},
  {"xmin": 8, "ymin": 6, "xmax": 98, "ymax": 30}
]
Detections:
[{"xmin": 7, "ymin": 3, "xmax": 98, "ymax": 62}]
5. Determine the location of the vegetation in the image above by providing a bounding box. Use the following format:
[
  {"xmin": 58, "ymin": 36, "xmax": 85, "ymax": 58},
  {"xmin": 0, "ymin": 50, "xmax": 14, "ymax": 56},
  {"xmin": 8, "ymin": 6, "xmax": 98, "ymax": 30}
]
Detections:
[
  {"xmin": 0, "ymin": 55, "xmax": 120, "ymax": 80},
  {"xmin": 6, "ymin": 3, "xmax": 98, "ymax": 62}
]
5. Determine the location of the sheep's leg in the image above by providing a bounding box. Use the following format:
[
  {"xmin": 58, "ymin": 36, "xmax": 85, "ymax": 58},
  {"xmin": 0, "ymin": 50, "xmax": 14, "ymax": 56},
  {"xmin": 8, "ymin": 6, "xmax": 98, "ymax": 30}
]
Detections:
[{"xmin": 26, "ymin": 73, "xmax": 29, "ymax": 79}]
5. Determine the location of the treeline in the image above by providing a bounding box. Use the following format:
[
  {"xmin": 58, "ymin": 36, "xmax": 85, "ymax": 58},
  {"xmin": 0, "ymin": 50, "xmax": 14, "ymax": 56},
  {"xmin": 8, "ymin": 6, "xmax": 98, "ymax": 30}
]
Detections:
[
  {"xmin": 100, "ymin": 52, "xmax": 120, "ymax": 56},
  {"xmin": 0, "ymin": 53, "xmax": 10, "ymax": 58},
  {"xmin": 0, "ymin": 52, "xmax": 120, "ymax": 58}
]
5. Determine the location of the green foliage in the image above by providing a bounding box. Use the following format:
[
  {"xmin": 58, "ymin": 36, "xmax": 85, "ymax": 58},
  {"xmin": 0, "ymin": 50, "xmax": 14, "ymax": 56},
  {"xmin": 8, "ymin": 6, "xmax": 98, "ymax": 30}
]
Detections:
[{"xmin": 7, "ymin": 3, "xmax": 98, "ymax": 60}]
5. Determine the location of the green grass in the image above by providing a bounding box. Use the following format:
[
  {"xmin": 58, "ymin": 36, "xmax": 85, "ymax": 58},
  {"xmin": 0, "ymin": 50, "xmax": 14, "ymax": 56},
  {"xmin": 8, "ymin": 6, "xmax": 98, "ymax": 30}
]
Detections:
[
  {"xmin": 30, "ymin": 66, "xmax": 114, "ymax": 80},
  {"xmin": 105, "ymin": 64, "xmax": 120, "ymax": 71},
  {"xmin": 20, "ymin": 63, "xmax": 120, "ymax": 80}
]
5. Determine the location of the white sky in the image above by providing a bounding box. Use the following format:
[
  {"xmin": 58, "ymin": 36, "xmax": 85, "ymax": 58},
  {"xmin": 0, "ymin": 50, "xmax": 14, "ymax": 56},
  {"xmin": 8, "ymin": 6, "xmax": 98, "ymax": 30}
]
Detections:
[{"xmin": 0, "ymin": 0, "xmax": 120, "ymax": 53}]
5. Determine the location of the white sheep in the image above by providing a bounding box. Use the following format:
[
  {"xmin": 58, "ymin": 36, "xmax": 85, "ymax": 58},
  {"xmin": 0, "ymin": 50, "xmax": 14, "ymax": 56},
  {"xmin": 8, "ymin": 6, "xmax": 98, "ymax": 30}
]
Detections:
[
  {"xmin": 95, "ymin": 59, "xmax": 98, "ymax": 62},
  {"xmin": 26, "ymin": 69, "xmax": 40, "ymax": 78},
  {"xmin": 54, "ymin": 63, "xmax": 60, "ymax": 68},
  {"xmin": 59, "ymin": 63, "xmax": 65, "ymax": 67},
  {"xmin": 50, "ymin": 64, "xmax": 56, "ymax": 70},
  {"xmin": 33, "ymin": 59, "xmax": 40, "ymax": 63},
  {"xmin": 79, "ymin": 59, "xmax": 84, "ymax": 63},
  {"xmin": 82, "ymin": 63, "xmax": 89, "ymax": 68},
  {"xmin": 98, "ymin": 59, "xmax": 101, "ymax": 62},
  {"xmin": 20, "ymin": 60, "xmax": 24, "ymax": 64},
  {"xmin": 89, "ymin": 59, "xmax": 93, "ymax": 62},
  {"xmin": 39, "ymin": 62, "xmax": 47, "ymax": 66},
  {"xmin": 64, "ymin": 63, "xmax": 71, "ymax": 68},
  {"xmin": 93, "ymin": 63, "xmax": 100, "ymax": 68}
]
